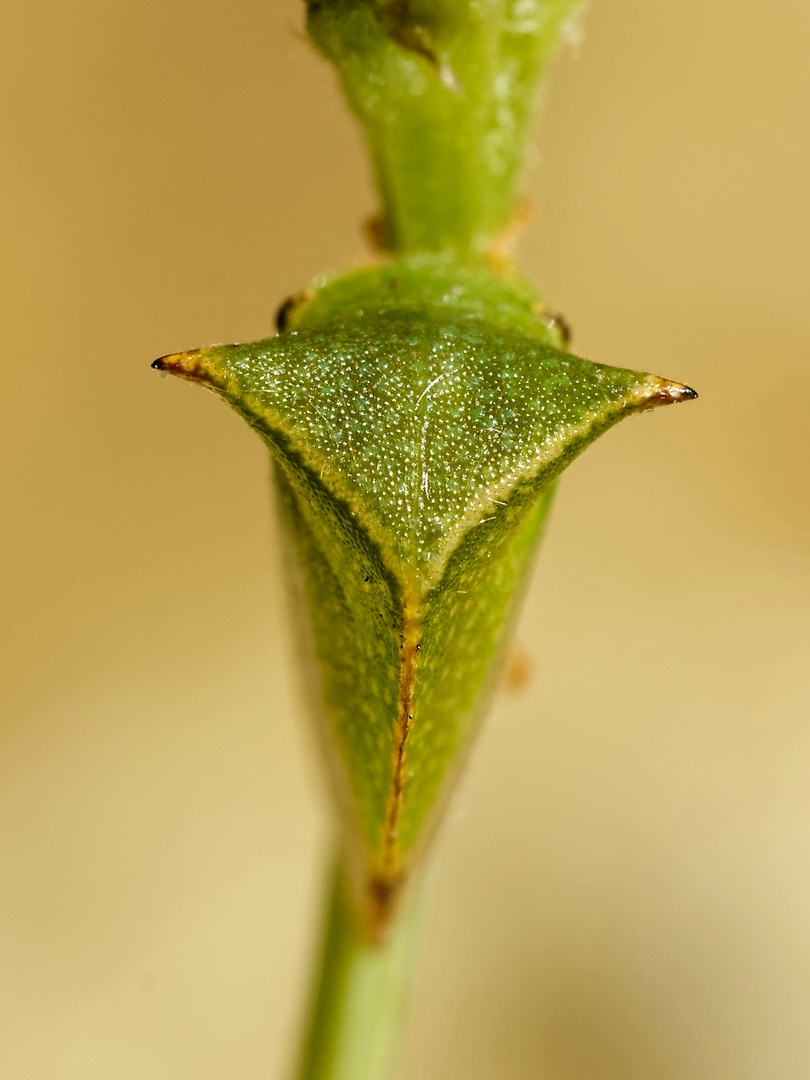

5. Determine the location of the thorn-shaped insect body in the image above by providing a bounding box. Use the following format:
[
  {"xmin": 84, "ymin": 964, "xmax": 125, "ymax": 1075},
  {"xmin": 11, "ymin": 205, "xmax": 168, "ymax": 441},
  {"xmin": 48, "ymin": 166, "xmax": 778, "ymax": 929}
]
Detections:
[{"xmin": 155, "ymin": 257, "xmax": 695, "ymax": 934}]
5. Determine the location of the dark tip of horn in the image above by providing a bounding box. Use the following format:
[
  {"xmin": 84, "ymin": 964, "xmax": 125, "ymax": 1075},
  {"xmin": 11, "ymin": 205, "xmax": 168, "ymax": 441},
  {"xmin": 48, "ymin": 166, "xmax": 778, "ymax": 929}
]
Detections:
[
  {"xmin": 671, "ymin": 384, "xmax": 698, "ymax": 402},
  {"xmin": 645, "ymin": 379, "xmax": 698, "ymax": 407},
  {"xmin": 150, "ymin": 349, "xmax": 203, "ymax": 377}
]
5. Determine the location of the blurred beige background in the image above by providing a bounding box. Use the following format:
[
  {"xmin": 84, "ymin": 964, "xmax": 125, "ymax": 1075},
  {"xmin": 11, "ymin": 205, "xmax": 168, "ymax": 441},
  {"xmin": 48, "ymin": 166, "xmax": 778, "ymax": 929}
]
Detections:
[{"xmin": 1, "ymin": 1, "xmax": 809, "ymax": 1077}]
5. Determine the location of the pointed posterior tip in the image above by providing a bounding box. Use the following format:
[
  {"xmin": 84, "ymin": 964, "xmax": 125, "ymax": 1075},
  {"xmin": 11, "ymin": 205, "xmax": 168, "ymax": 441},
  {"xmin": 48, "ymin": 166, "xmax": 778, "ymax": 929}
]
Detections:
[
  {"xmin": 151, "ymin": 349, "xmax": 203, "ymax": 377},
  {"xmin": 642, "ymin": 377, "xmax": 698, "ymax": 408}
]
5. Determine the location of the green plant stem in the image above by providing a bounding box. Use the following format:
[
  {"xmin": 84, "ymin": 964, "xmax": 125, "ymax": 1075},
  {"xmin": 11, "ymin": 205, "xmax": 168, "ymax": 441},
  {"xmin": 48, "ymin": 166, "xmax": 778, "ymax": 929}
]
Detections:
[
  {"xmin": 308, "ymin": 0, "xmax": 583, "ymax": 258},
  {"xmin": 295, "ymin": 855, "xmax": 426, "ymax": 1080}
]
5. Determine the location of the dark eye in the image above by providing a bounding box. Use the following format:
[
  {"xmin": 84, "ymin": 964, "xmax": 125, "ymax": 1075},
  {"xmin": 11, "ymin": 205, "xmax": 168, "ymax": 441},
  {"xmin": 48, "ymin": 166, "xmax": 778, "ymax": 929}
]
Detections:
[{"xmin": 275, "ymin": 296, "xmax": 297, "ymax": 334}]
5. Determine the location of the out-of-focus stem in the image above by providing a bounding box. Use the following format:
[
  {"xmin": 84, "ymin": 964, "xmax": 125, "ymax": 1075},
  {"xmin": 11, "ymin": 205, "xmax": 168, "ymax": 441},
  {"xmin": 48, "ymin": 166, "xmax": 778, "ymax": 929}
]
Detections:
[{"xmin": 295, "ymin": 854, "xmax": 425, "ymax": 1080}]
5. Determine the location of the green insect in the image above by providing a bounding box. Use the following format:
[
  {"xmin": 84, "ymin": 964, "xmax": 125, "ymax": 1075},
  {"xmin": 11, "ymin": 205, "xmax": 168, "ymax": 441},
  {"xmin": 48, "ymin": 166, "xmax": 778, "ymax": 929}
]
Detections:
[{"xmin": 155, "ymin": 3, "xmax": 696, "ymax": 1077}]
